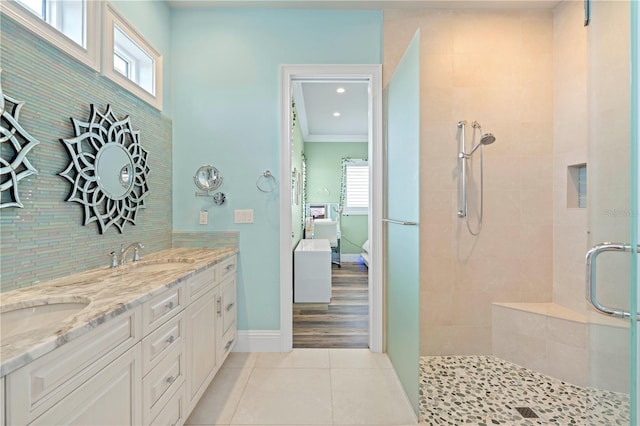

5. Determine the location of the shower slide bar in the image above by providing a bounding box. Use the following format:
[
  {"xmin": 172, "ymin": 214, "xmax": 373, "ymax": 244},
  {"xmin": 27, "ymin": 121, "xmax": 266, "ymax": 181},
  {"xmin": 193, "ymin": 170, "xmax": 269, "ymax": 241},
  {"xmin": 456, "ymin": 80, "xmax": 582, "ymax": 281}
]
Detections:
[{"xmin": 585, "ymin": 242, "xmax": 640, "ymax": 320}]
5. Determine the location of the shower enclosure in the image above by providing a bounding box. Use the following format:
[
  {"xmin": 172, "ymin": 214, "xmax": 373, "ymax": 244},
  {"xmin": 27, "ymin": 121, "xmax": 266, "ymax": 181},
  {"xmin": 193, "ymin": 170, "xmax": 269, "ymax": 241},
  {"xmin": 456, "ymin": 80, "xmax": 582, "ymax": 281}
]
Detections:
[{"xmin": 413, "ymin": 1, "xmax": 638, "ymax": 424}]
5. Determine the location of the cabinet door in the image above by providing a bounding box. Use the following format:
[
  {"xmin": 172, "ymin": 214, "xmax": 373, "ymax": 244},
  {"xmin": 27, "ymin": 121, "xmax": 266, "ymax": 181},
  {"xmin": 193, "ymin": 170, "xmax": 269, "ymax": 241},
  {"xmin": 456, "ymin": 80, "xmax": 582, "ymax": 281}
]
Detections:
[
  {"xmin": 218, "ymin": 276, "xmax": 237, "ymax": 363},
  {"xmin": 30, "ymin": 345, "xmax": 142, "ymax": 426},
  {"xmin": 1, "ymin": 377, "xmax": 4, "ymax": 426},
  {"xmin": 185, "ymin": 287, "xmax": 218, "ymax": 411}
]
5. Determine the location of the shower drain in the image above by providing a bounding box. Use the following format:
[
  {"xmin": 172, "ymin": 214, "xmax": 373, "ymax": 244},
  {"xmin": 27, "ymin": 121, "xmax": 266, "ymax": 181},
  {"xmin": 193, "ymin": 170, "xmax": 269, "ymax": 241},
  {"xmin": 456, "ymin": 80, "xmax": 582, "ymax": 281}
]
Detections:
[{"xmin": 515, "ymin": 407, "xmax": 539, "ymax": 419}]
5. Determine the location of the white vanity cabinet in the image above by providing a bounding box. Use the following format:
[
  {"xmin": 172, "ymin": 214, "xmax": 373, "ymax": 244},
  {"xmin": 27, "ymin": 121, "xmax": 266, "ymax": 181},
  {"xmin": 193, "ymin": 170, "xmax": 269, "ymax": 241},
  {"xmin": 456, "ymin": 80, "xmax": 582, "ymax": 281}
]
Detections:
[
  {"xmin": 185, "ymin": 286, "xmax": 219, "ymax": 411},
  {"xmin": 2, "ymin": 252, "xmax": 238, "ymax": 426},
  {"xmin": 1, "ymin": 377, "xmax": 5, "ymax": 426},
  {"xmin": 29, "ymin": 345, "xmax": 143, "ymax": 426},
  {"xmin": 5, "ymin": 307, "xmax": 142, "ymax": 425}
]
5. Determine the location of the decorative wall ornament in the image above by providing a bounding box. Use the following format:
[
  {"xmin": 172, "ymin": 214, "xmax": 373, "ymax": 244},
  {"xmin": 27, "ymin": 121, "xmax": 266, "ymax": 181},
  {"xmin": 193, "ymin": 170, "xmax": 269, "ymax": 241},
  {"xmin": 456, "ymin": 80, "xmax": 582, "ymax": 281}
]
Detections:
[
  {"xmin": 60, "ymin": 104, "xmax": 150, "ymax": 233},
  {"xmin": 0, "ymin": 68, "xmax": 40, "ymax": 208}
]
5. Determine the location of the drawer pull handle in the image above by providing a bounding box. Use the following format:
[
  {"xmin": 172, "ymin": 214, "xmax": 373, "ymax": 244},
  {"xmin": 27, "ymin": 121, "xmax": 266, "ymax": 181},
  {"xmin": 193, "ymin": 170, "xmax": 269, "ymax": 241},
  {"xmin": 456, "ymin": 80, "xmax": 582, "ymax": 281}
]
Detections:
[
  {"xmin": 225, "ymin": 339, "xmax": 235, "ymax": 350},
  {"xmin": 165, "ymin": 335, "xmax": 175, "ymax": 344},
  {"xmin": 166, "ymin": 375, "xmax": 176, "ymax": 384},
  {"xmin": 217, "ymin": 297, "xmax": 222, "ymax": 316},
  {"xmin": 226, "ymin": 302, "xmax": 234, "ymax": 312},
  {"xmin": 225, "ymin": 264, "xmax": 235, "ymax": 271},
  {"xmin": 165, "ymin": 301, "xmax": 175, "ymax": 310}
]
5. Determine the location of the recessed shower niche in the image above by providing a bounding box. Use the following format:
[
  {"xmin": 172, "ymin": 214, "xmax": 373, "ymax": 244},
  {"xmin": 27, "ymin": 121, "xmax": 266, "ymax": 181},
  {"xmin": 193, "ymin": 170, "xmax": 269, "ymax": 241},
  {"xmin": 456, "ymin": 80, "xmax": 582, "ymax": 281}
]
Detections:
[{"xmin": 567, "ymin": 163, "xmax": 587, "ymax": 209}]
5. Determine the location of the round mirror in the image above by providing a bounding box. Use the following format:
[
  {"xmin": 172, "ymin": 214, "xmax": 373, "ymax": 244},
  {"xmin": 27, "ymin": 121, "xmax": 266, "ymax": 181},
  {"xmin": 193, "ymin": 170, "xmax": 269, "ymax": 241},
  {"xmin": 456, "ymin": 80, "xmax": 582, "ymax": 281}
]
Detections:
[
  {"xmin": 194, "ymin": 165, "xmax": 222, "ymax": 192},
  {"xmin": 95, "ymin": 143, "xmax": 135, "ymax": 200}
]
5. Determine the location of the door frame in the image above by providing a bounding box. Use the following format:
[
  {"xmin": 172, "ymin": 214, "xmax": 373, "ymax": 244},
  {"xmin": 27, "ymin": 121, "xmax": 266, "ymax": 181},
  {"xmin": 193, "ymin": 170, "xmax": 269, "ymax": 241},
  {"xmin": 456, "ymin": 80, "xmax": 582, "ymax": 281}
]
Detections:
[{"xmin": 279, "ymin": 64, "xmax": 383, "ymax": 352}]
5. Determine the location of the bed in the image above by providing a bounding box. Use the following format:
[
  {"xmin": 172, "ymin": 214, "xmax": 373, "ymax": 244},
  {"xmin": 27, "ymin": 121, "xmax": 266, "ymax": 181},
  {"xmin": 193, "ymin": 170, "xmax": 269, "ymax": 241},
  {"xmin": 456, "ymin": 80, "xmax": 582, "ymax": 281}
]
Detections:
[{"xmin": 361, "ymin": 239, "xmax": 370, "ymax": 267}]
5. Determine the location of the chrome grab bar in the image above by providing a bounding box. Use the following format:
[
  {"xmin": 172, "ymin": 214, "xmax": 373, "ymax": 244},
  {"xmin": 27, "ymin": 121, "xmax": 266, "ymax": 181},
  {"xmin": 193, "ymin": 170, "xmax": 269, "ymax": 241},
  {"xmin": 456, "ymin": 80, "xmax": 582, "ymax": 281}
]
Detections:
[
  {"xmin": 382, "ymin": 218, "xmax": 418, "ymax": 226},
  {"xmin": 585, "ymin": 242, "xmax": 639, "ymax": 320}
]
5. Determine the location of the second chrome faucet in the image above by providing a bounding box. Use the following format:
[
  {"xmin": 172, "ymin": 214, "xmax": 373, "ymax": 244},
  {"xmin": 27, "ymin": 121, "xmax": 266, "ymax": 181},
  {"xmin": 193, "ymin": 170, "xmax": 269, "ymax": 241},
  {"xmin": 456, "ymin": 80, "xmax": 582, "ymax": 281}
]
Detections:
[{"xmin": 110, "ymin": 242, "xmax": 144, "ymax": 267}]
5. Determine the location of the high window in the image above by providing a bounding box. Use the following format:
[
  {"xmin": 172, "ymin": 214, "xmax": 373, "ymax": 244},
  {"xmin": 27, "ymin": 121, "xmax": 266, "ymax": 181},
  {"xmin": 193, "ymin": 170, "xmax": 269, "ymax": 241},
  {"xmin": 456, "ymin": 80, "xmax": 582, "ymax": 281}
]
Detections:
[
  {"xmin": 341, "ymin": 159, "xmax": 369, "ymax": 215},
  {"xmin": 102, "ymin": 3, "xmax": 162, "ymax": 109},
  {"xmin": 4, "ymin": 0, "xmax": 99, "ymax": 69}
]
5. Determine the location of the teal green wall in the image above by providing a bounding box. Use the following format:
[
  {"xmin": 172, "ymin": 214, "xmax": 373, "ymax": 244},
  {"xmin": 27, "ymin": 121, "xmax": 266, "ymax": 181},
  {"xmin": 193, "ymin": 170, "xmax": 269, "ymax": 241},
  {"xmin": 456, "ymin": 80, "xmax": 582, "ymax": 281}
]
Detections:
[
  {"xmin": 304, "ymin": 142, "xmax": 368, "ymax": 254},
  {"xmin": 291, "ymin": 111, "xmax": 304, "ymax": 249},
  {"xmin": 170, "ymin": 9, "xmax": 382, "ymax": 331},
  {"xmin": 110, "ymin": 0, "xmax": 173, "ymax": 117},
  {"xmin": 385, "ymin": 30, "xmax": 421, "ymax": 414}
]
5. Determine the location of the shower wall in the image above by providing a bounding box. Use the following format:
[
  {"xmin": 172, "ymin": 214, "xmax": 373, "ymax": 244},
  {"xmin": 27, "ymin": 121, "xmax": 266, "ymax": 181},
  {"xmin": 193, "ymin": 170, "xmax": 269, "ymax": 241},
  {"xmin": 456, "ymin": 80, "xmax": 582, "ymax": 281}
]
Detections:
[
  {"xmin": 552, "ymin": 0, "xmax": 589, "ymax": 315},
  {"xmin": 383, "ymin": 9, "xmax": 554, "ymax": 355}
]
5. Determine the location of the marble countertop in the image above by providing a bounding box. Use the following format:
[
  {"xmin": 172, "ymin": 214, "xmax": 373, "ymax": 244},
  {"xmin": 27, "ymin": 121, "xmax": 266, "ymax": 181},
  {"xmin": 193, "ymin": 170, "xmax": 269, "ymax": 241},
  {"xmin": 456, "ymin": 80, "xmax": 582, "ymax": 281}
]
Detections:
[{"xmin": 0, "ymin": 247, "xmax": 237, "ymax": 377}]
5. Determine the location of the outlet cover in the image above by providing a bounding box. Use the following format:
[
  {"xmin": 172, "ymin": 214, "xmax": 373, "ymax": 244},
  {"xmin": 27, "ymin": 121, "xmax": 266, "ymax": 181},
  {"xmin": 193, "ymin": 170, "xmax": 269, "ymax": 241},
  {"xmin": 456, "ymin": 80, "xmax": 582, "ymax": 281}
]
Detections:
[
  {"xmin": 234, "ymin": 209, "xmax": 254, "ymax": 224},
  {"xmin": 199, "ymin": 210, "xmax": 208, "ymax": 225}
]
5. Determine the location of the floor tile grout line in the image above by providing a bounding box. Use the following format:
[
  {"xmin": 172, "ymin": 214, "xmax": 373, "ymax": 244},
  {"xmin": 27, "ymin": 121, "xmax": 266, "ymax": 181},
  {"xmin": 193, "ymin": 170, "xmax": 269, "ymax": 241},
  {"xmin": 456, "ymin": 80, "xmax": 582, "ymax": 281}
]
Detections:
[{"xmin": 226, "ymin": 358, "xmax": 256, "ymax": 425}]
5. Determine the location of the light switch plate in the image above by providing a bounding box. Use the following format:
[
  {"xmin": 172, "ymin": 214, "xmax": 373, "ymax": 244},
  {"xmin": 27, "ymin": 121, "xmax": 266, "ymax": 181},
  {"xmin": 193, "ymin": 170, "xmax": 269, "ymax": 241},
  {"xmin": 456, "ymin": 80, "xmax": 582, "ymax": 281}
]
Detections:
[{"xmin": 234, "ymin": 209, "xmax": 254, "ymax": 223}]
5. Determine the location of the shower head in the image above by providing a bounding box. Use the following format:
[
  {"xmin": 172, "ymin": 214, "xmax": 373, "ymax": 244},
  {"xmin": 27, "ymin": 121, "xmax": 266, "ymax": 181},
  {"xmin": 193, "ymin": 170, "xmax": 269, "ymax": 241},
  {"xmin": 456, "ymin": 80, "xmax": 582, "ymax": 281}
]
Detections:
[
  {"xmin": 468, "ymin": 133, "xmax": 496, "ymax": 155},
  {"xmin": 480, "ymin": 133, "xmax": 496, "ymax": 145}
]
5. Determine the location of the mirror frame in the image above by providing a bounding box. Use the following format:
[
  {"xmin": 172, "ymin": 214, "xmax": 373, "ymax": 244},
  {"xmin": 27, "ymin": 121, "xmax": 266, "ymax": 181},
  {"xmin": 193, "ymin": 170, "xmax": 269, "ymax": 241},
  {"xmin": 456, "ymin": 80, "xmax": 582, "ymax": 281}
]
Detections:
[
  {"xmin": 60, "ymin": 104, "xmax": 150, "ymax": 233},
  {"xmin": 193, "ymin": 165, "xmax": 222, "ymax": 192},
  {"xmin": 0, "ymin": 69, "xmax": 40, "ymax": 209}
]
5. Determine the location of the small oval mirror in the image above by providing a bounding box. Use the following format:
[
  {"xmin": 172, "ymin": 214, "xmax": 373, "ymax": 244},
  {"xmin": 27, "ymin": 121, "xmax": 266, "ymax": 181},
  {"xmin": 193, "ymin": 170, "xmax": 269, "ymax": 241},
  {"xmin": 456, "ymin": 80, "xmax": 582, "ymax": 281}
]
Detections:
[
  {"xmin": 194, "ymin": 165, "xmax": 222, "ymax": 192},
  {"xmin": 96, "ymin": 142, "xmax": 135, "ymax": 200}
]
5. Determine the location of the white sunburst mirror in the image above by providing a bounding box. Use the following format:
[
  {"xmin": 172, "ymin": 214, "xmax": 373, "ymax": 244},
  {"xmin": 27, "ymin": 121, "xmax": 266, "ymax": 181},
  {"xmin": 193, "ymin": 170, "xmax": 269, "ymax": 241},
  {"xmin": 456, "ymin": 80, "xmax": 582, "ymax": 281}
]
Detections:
[
  {"xmin": 60, "ymin": 104, "xmax": 150, "ymax": 233},
  {"xmin": 0, "ymin": 68, "xmax": 40, "ymax": 209}
]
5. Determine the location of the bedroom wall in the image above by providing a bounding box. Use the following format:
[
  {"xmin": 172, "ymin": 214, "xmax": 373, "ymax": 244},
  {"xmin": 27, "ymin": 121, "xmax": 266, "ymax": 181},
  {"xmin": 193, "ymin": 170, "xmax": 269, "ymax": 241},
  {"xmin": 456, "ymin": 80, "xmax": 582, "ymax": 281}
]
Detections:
[{"xmin": 304, "ymin": 141, "xmax": 369, "ymax": 255}]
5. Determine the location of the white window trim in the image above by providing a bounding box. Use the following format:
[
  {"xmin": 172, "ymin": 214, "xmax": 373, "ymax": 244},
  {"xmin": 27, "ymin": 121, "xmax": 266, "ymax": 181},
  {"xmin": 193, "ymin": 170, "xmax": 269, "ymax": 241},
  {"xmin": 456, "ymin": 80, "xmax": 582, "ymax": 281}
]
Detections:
[
  {"xmin": 0, "ymin": 0, "xmax": 100, "ymax": 71},
  {"xmin": 102, "ymin": 2, "xmax": 163, "ymax": 110},
  {"xmin": 343, "ymin": 159, "xmax": 369, "ymax": 216}
]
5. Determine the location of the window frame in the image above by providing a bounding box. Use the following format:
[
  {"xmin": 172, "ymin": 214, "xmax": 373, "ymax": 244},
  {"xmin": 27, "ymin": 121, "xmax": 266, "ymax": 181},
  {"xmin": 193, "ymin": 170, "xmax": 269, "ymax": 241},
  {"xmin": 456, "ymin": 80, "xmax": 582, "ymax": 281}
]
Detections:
[
  {"xmin": 1, "ymin": 0, "xmax": 100, "ymax": 71},
  {"xmin": 342, "ymin": 159, "xmax": 369, "ymax": 216},
  {"xmin": 101, "ymin": 2, "xmax": 163, "ymax": 110}
]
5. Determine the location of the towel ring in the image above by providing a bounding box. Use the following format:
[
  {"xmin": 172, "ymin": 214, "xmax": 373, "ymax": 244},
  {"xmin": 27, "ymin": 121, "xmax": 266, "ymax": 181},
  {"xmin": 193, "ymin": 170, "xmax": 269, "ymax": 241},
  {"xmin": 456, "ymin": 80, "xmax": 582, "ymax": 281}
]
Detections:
[{"xmin": 256, "ymin": 170, "xmax": 276, "ymax": 193}]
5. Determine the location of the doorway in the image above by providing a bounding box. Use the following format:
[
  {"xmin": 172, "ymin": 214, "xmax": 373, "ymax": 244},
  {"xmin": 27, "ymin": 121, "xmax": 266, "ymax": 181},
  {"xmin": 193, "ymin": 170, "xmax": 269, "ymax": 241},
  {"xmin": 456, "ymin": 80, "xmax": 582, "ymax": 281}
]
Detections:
[{"xmin": 279, "ymin": 64, "xmax": 383, "ymax": 352}]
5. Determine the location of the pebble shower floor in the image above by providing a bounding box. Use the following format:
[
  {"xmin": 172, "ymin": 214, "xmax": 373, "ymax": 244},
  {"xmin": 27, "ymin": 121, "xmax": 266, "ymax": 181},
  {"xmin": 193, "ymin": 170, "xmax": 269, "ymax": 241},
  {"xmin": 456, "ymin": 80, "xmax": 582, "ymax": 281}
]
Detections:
[{"xmin": 419, "ymin": 356, "xmax": 629, "ymax": 425}]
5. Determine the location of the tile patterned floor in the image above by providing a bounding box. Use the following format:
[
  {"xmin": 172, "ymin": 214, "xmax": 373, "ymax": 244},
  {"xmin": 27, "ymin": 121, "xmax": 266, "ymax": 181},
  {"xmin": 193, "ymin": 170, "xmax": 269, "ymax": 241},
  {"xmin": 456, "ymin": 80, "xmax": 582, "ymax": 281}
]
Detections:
[
  {"xmin": 419, "ymin": 356, "xmax": 630, "ymax": 425},
  {"xmin": 186, "ymin": 349, "xmax": 417, "ymax": 426}
]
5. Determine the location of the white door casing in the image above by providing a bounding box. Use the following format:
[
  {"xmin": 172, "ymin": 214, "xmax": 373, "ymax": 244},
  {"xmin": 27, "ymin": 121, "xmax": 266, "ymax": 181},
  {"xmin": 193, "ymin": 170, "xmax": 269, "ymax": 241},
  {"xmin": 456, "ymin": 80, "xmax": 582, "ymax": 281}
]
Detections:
[{"xmin": 280, "ymin": 64, "xmax": 383, "ymax": 352}]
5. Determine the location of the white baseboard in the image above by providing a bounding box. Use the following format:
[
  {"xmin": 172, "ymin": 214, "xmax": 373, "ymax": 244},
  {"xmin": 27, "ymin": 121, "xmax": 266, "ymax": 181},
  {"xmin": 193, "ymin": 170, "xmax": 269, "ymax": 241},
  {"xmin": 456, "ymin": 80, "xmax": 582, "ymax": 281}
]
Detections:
[
  {"xmin": 233, "ymin": 330, "xmax": 282, "ymax": 352},
  {"xmin": 340, "ymin": 254, "xmax": 364, "ymax": 263}
]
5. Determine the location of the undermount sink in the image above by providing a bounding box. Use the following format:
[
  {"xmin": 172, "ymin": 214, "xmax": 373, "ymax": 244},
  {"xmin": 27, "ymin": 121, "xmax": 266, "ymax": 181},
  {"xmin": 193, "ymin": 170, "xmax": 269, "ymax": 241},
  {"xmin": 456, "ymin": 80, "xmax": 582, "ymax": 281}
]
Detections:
[
  {"xmin": 1, "ymin": 297, "xmax": 91, "ymax": 340},
  {"xmin": 123, "ymin": 258, "xmax": 196, "ymax": 273}
]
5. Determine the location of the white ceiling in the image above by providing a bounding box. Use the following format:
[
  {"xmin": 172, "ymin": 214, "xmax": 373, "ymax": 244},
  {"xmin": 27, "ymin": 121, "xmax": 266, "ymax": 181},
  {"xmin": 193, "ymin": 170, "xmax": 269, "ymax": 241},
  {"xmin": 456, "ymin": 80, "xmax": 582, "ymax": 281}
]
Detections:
[
  {"xmin": 168, "ymin": 0, "xmax": 561, "ymax": 10},
  {"xmin": 292, "ymin": 80, "xmax": 369, "ymax": 143}
]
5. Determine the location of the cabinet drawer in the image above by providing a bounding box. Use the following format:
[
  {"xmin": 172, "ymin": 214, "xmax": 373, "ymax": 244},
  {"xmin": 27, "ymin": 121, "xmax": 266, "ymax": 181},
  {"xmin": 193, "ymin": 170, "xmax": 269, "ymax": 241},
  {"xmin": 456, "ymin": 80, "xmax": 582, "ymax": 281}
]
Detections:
[
  {"xmin": 220, "ymin": 326, "xmax": 236, "ymax": 362},
  {"xmin": 149, "ymin": 384, "xmax": 186, "ymax": 426},
  {"xmin": 218, "ymin": 255, "xmax": 237, "ymax": 283},
  {"xmin": 143, "ymin": 344, "xmax": 185, "ymax": 422},
  {"xmin": 142, "ymin": 312, "xmax": 185, "ymax": 375},
  {"xmin": 185, "ymin": 268, "xmax": 216, "ymax": 304},
  {"xmin": 143, "ymin": 284, "xmax": 184, "ymax": 334},
  {"xmin": 221, "ymin": 276, "xmax": 237, "ymax": 335},
  {"xmin": 6, "ymin": 307, "xmax": 141, "ymax": 425}
]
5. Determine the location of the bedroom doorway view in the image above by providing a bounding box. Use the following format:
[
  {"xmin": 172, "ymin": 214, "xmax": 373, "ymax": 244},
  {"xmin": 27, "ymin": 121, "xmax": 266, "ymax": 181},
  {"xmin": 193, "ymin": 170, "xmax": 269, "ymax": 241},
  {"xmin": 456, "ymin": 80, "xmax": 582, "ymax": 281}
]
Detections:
[{"xmin": 290, "ymin": 78, "xmax": 372, "ymax": 349}]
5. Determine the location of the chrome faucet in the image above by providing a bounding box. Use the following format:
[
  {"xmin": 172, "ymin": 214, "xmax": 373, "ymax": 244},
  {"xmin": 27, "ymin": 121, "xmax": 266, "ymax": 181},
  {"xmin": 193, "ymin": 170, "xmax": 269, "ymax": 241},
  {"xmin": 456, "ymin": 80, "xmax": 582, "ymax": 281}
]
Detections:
[{"xmin": 110, "ymin": 242, "xmax": 144, "ymax": 267}]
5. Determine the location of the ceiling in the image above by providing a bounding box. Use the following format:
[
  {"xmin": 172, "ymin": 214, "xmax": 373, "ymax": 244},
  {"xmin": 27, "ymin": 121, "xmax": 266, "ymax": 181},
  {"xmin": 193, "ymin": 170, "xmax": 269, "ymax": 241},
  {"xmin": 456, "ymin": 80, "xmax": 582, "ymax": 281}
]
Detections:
[
  {"xmin": 167, "ymin": 0, "xmax": 561, "ymax": 10},
  {"xmin": 292, "ymin": 80, "xmax": 369, "ymax": 143}
]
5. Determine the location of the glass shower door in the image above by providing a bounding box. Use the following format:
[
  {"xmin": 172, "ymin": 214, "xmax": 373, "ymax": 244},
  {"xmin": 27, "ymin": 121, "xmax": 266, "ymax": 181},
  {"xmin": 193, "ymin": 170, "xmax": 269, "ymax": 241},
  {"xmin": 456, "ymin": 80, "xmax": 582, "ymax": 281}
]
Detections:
[
  {"xmin": 586, "ymin": 0, "xmax": 638, "ymax": 424},
  {"xmin": 384, "ymin": 29, "xmax": 420, "ymax": 415}
]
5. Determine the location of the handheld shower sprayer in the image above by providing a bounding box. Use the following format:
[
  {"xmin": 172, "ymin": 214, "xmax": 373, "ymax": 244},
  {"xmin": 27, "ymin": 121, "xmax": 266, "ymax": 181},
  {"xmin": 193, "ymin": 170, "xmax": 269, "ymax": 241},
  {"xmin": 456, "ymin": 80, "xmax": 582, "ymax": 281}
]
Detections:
[{"xmin": 457, "ymin": 120, "xmax": 497, "ymax": 235}]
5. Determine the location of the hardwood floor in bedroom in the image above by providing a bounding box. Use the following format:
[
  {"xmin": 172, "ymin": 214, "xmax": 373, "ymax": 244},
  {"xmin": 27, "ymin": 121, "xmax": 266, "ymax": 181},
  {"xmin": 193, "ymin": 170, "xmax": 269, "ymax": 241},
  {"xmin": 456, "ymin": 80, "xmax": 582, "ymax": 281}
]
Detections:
[{"xmin": 293, "ymin": 262, "xmax": 369, "ymax": 348}]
